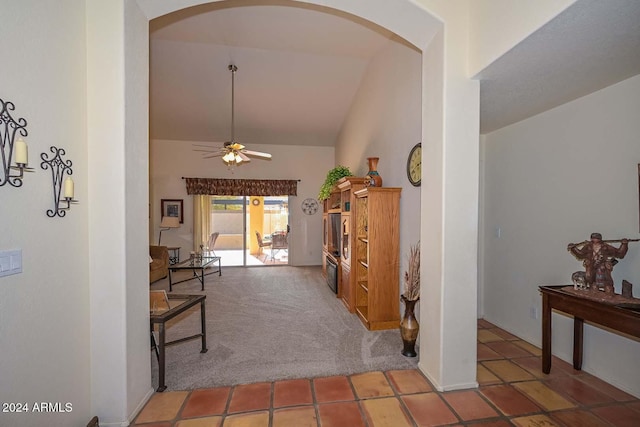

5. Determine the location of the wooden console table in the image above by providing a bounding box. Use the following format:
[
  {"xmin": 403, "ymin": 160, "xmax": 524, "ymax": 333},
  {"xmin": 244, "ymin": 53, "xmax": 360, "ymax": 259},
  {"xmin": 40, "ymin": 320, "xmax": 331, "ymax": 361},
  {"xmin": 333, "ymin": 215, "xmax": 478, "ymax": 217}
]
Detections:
[
  {"xmin": 539, "ymin": 285, "xmax": 640, "ymax": 374},
  {"xmin": 150, "ymin": 294, "xmax": 207, "ymax": 391}
]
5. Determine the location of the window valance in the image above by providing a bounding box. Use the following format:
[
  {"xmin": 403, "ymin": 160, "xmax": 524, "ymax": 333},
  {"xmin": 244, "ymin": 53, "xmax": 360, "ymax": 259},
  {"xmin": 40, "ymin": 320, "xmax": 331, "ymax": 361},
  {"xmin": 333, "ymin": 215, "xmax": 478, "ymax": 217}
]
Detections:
[{"xmin": 184, "ymin": 178, "xmax": 298, "ymax": 196}]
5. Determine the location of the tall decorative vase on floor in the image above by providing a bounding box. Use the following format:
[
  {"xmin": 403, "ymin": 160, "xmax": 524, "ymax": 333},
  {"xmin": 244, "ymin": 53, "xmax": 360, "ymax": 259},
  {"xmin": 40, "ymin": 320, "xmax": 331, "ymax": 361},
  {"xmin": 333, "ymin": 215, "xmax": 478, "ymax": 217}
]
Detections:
[
  {"xmin": 400, "ymin": 242, "xmax": 420, "ymax": 357},
  {"xmin": 366, "ymin": 157, "xmax": 383, "ymax": 187},
  {"xmin": 400, "ymin": 295, "xmax": 419, "ymax": 357}
]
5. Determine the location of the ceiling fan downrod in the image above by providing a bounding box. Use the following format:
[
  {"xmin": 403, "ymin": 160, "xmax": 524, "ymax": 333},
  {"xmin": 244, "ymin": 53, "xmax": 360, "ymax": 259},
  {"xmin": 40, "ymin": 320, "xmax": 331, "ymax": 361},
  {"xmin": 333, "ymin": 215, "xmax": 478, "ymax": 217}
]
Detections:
[{"xmin": 229, "ymin": 64, "xmax": 237, "ymax": 144}]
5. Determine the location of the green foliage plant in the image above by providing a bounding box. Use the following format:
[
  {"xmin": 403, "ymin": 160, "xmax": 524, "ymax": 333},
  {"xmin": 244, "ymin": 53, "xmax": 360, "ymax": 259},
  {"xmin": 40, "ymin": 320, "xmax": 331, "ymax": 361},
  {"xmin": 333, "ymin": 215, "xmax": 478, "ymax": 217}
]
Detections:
[{"xmin": 318, "ymin": 165, "xmax": 353, "ymax": 201}]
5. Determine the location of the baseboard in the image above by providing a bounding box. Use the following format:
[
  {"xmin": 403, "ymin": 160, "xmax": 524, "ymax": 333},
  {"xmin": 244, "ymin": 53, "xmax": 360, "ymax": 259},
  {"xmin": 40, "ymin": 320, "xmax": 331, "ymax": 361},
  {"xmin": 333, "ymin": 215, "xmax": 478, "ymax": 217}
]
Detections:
[
  {"xmin": 419, "ymin": 365, "xmax": 478, "ymax": 392},
  {"xmin": 103, "ymin": 386, "xmax": 154, "ymax": 427},
  {"xmin": 98, "ymin": 420, "xmax": 131, "ymax": 427},
  {"xmin": 438, "ymin": 380, "xmax": 479, "ymax": 391}
]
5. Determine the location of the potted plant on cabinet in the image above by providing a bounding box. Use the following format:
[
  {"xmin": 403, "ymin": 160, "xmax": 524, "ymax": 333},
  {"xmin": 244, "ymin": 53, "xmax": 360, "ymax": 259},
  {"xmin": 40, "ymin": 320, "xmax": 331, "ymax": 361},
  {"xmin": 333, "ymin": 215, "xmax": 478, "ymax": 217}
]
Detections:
[{"xmin": 318, "ymin": 165, "xmax": 353, "ymax": 201}]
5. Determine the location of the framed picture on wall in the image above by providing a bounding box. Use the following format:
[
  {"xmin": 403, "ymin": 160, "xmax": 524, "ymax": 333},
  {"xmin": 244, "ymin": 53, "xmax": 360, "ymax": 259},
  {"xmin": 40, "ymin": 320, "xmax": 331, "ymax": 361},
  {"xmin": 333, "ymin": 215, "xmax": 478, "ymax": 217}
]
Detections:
[{"xmin": 161, "ymin": 199, "xmax": 184, "ymax": 224}]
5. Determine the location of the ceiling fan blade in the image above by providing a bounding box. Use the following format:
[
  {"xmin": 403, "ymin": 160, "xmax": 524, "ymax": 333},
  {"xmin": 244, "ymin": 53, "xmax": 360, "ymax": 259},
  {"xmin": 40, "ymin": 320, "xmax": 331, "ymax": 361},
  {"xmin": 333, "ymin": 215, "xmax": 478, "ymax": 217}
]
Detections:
[
  {"xmin": 193, "ymin": 149, "xmax": 224, "ymax": 153},
  {"xmin": 237, "ymin": 152, "xmax": 251, "ymax": 162},
  {"xmin": 202, "ymin": 153, "xmax": 224, "ymax": 158},
  {"xmin": 243, "ymin": 150, "xmax": 272, "ymax": 159},
  {"xmin": 193, "ymin": 143, "xmax": 226, "ymax": 148}
]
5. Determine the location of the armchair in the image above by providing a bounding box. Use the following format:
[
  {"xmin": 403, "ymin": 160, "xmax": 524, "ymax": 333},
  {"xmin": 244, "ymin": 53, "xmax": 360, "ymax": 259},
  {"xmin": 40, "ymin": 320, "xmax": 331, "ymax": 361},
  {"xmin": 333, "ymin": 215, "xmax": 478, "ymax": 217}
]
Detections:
[{"xmin": 149, "ymin": 245, "xmax": 169, "ymax": 283}]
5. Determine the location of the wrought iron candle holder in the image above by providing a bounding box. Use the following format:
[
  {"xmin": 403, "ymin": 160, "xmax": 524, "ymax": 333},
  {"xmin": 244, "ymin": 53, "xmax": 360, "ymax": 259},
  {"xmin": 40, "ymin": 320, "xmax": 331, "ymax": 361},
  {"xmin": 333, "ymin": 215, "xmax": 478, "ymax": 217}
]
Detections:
[
  {"xmin": 40, "ymin": 146, "xmax": 78, "ymax": 217},
  {"xmin": 1, "ymin": 98, "xmax": 35, "ymax": 187}
]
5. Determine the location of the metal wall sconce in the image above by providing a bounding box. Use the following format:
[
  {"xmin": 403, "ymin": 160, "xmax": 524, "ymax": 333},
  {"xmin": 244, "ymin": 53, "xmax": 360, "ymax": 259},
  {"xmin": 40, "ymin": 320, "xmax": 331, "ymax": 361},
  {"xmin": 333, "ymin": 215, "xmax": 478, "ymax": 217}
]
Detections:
[
  {"xmin": 1, "ymin": 98, "xmax": 35, "ymax": 187},
  {"xmin": 40, "ymin": 146, "xmax": 78, "ymax": 217}
]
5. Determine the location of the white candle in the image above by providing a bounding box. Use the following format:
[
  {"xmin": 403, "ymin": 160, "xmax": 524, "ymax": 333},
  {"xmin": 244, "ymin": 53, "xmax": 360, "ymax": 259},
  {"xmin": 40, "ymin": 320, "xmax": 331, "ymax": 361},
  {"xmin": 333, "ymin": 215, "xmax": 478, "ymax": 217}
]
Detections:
[
  {"xmin": 15, "ymin": 138, "xmax": 28, "ymax": 164},
  {"xmin": 63, "ymin": 177, "xmax": 74, "ymax": 199}
]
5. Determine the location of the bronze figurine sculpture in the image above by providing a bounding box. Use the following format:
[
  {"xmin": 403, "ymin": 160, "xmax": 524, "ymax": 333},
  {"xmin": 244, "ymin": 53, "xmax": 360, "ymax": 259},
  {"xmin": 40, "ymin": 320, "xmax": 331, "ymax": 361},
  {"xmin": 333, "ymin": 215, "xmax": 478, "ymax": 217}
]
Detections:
[{"xmin": 567, "ymin": 233, "xmax": 638, "ymax": 294}]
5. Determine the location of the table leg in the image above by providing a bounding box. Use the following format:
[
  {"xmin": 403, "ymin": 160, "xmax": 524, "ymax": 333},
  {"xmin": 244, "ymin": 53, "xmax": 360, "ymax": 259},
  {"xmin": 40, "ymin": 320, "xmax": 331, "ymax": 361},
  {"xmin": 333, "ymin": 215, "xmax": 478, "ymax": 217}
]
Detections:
[
  {"xmin": 168, "ymin": 269, "xmax": 173, "ymax": 292},
  {"xmin": 573, "ymin": 317, "xmax": 584, "ymax": 370},
  {"xmin": 199, "ymin": 268, "xmax": 204, "ymax": 291},
  {"xmin": 218, "ymin": 257, "xmax": 222, "ymax": 276},
  {"xmin": 150, "ymin": 324, "xmax": 159, "ymax": 362},
  {"xmin": 157, "ymin": 323, "xmax": 167, "ymax": 392},
  {"xmin": 542, "ymin": 293, "xmax": 551, "ymax": 374},
  {"xmin": 200, "ymin": 299, "xmax": 208, "ymax": 353}
]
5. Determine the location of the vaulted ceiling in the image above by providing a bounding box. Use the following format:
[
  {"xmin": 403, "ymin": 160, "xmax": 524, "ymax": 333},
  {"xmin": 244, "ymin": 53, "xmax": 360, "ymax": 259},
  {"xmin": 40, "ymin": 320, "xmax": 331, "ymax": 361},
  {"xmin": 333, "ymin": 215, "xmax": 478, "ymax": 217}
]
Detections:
[
  {"xmin": 149, "ymin": 2, "xmax": 396, "ymax": 146},
  {"xmin": 149, "ymin": 0, "xmax": 640, "ymax": 145}
]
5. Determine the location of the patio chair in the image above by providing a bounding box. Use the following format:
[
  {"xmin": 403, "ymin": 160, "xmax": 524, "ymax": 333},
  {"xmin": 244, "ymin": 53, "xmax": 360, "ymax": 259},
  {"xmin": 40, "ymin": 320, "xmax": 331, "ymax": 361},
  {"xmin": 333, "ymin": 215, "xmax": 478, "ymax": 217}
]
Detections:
[
  {"xmin": 207, "ymin": 232, "xmax": 219, "ymax": 255},
  {"xmin": 270, "ymin": 231, "xmax": 288, "ymax": 261},
  {"xmin": 255, "ymin": 231, "xmax": 272, "ymax": 260}
]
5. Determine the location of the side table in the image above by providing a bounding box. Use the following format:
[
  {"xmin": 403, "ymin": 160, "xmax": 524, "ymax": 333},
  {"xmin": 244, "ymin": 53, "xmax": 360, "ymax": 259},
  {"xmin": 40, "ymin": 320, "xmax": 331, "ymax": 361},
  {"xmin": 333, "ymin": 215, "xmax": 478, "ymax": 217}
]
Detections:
[{"xmin": 150, "ymin": 294, "xmax": 207, "ymax": 391}]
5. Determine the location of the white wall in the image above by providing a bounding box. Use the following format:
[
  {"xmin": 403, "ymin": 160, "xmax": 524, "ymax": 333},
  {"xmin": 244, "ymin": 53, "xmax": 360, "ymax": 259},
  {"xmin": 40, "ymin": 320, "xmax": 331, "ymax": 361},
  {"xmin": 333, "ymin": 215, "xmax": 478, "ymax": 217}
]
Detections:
[
  {"xmin": 0, "ymin": 1, "xmax": 90, "ymax": 426},
  {"xmin": 481, "ymin": 74, "xmax": 640, "ymax": 397},
  {"xmin": 151, "ymin": 140, "xmax": 334, "ymax": 266},
  {"xmin": 334, "ymin": 37, "xmax": 422, "ymax": 311},
  {"xmin": 125, "ymin": 0, "xmax": 154, "ymax": 419}
]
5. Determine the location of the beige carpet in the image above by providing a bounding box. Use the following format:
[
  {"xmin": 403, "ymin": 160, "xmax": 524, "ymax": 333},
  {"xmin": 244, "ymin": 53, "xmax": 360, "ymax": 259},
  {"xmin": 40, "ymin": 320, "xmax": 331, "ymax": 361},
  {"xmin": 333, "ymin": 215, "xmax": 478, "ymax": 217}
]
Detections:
[{"xmin": 150, "ymin": 265, "xmax": 418, "ymax": 391}]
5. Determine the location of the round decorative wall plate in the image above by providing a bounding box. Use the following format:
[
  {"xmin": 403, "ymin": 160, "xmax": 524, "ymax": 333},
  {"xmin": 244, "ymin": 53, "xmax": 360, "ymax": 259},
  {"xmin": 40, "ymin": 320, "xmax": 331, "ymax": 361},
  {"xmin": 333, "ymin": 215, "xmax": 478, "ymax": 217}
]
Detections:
[{"xmin": 301, "ymin": 198, "xmax": 319, "ymax": 215}]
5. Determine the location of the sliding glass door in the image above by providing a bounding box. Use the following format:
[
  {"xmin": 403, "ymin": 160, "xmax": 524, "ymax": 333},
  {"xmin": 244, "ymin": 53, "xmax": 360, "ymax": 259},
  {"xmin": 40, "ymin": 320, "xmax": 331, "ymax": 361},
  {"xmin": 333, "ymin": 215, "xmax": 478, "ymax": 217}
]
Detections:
[
  {"xmin": 209, "ymin": 196, "xmax": 244, "ymax": 266},
  {"xmin": 209, "ymin": 195, "xmax": 289, "ymax": 267}
]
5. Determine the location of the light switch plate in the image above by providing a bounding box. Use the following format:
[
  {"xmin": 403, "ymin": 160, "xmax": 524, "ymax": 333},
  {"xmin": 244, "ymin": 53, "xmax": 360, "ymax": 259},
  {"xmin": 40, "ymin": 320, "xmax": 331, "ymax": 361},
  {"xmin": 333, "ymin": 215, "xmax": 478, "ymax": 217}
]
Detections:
[{"xmin": 0, "ymin": 249, "xmax": 22, "ymax": 277}]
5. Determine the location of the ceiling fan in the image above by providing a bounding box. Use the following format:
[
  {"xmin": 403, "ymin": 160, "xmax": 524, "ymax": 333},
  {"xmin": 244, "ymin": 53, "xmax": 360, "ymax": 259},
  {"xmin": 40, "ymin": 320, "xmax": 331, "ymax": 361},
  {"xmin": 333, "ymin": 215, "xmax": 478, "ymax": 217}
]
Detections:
[{"xmin": 194, "ymin": 64, "xmax": 272, "ymax": 166}]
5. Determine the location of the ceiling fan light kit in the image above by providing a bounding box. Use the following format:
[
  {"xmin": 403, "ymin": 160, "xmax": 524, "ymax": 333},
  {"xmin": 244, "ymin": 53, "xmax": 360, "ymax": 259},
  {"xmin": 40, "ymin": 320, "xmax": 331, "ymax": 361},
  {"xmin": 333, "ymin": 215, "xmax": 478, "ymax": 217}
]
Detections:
[{"xmin": 194, "ymin": 64, "xmax": 272, "ymax": 168}]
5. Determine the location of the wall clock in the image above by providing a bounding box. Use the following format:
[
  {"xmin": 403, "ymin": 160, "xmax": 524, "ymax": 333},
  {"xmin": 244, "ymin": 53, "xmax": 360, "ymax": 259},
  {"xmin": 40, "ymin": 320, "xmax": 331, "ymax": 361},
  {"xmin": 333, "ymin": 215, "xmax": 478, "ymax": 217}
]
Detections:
[
  {"xmin": 406, "ymin": 142, "xmax": 421, "ymax": 186},
  {"xmin": 301, "ymin": 198, "xmax": 319, "ymax": 215},
  {"xmin": 252, "ymin": 198, "xmax": 260, "ymax": 206}
]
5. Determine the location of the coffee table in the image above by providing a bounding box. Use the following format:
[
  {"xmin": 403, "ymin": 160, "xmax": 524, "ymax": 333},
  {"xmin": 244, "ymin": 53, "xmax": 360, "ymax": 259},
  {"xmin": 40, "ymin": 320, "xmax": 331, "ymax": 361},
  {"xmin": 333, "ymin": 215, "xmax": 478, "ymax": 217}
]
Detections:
[{"xmin": 168, "ymin": 256, "xmax": 221, "ymax": 291}]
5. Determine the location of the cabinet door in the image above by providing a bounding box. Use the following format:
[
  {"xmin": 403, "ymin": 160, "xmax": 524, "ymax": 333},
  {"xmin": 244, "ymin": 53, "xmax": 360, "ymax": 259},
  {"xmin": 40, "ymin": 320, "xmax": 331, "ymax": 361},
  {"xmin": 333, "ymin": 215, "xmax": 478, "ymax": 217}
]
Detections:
[
  {"xmin": 341, "ymin": 265, "xmax": 353, "ymax": 312},
  {"xmin": 322, "ymin": 250, "xmax": 327, "ymax": 277},
  {"xmin": 322, "ymin": 214, "xmax": 328, "ymax": 250},
  {"xmin": 341, "ymin": 216, "xmax": 350, "ymax": 264}
]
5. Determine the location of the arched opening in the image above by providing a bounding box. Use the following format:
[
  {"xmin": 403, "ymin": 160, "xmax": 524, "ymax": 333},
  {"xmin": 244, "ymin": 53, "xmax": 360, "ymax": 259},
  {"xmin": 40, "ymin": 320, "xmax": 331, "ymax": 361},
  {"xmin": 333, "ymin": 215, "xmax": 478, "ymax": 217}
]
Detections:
[
  {"xmin": 146, "ymin": 0, "xmax": 428, "ymax": 389},
  {"xmin": 136, "ymin": 0, "xmax": 445, "ymax": 390},
  {"xmin": 89, "ymin": 1, "xmax": 482, "ymax": 422}
]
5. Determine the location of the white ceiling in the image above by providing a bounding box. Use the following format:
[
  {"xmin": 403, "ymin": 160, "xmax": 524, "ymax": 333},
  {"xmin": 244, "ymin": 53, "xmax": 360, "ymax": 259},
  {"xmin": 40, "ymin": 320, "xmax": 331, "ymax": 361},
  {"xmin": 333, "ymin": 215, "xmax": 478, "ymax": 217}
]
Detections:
[{"xmin": 150, "ymin": 0, "xmax": 640, "ymax": 144}]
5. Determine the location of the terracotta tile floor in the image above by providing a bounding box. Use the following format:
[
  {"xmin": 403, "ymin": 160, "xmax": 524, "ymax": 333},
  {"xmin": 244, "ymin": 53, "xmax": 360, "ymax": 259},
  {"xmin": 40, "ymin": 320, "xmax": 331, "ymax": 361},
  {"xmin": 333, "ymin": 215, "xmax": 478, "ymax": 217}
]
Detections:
[{"xmin": 132, "ymin": 320, "xmax": 640, "ymax": 426}]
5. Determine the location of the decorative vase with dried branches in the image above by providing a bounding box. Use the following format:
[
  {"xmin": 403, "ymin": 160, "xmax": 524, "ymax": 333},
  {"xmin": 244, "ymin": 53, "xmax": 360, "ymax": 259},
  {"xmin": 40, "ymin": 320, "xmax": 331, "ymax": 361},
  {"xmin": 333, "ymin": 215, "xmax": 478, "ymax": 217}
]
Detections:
[{"xmin": 400, "ymin": 242, "xmax": 420, "ymax": 357}]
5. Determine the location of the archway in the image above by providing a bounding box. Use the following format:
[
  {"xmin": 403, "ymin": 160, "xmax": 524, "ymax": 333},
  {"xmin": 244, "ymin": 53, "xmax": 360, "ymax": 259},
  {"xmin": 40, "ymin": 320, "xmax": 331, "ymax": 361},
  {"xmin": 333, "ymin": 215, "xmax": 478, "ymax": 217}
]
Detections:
[{"xmin": 88, "ymin": 0, "xmax": 480, "ymax": 423}]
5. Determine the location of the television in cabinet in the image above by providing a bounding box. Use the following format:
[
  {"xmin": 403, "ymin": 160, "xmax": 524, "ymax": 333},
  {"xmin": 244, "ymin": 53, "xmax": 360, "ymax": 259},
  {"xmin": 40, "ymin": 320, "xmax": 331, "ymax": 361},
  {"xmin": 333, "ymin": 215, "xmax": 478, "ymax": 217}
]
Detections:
[{"xmin": 322, "ymin": 187, "xmax": 342, "ymax": 294}]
